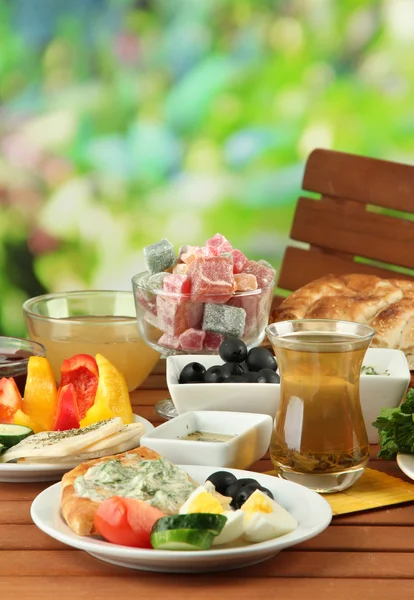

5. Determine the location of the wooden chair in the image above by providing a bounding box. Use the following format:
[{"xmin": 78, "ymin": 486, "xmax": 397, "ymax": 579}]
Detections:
[{"xmin": 274, "ymin": 148, "xmax": 414, "ymax": 307}]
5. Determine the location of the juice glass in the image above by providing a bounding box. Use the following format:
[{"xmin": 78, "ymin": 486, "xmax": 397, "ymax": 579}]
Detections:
[
  {"xmin": 23, "ymin": 291, "xmax": 160, "ymax": 391},
  {"xmin": 265, "ymin": 319, "xmax": 375, "ymax": 493}
]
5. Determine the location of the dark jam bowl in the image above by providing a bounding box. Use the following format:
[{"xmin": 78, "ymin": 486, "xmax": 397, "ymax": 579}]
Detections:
[{"xmin": 0, "ymin": 337, "xmax": 46, "ymax": 396}]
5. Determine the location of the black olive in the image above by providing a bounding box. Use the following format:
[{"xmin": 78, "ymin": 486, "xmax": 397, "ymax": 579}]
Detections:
[
  {"xmin": 246, "ymin": 347, "xmax": 278, "ymax": 372},
  {"xmin": 221, "ymin": 361, "xmax": 245, "ymax": 379},
  {"xmin": 226, "ymin": 478, "xmax": 259, "ymax": 508},
  {"xmin": 206, "ymin": 471, "xmax": 237, "ymax": 495},
  {"xmin": 204, "ymin": 365, "xmax": 226, "ymax": 383},
  {"xmin": 219, "ymin": 337, "xmax": 248, "ymax": 363},
  {"xmin": 223, "ymin": 375, "xmax": 245, "ymax": 383},
  {"xmin": 257, "ymin": 368, "xmax": 280, "ymax": 383},
  {"xmin": 179, "ymin": 362, "xmax": 206, "ymax": 384},
  {"xmin": 235, "ymin": 482, "xmax": 263, "ymax": 508}
]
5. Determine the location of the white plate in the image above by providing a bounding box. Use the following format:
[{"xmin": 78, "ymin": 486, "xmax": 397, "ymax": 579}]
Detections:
[
  {"xmin": 30, "ymin": 465, "xmax": 332, "ymax": 573},
  {"xmin": 396, "ymin": 453, "xmax": 414, "ymax": 481},
  {"xmin": 0, "ymin": 415, "xmax": 154, "ymax": 483}
]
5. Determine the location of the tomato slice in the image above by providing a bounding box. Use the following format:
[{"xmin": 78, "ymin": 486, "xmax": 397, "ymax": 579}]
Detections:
[
  {"xmin": 94, "ymin": 497, "xmax": 164, "ymax": 548},
  {"xmin": 60, "ymin": 354, "xmax": 98, "ymax": 420},
  {"xmin": 0, "ymin": 377, "xmax": 23, "ymax": 423}
]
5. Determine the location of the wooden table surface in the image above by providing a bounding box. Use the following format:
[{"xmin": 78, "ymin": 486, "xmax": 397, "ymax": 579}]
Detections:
[{"xmin": 1, "ymin": 361, "xmax": 414, "ymax": 600}]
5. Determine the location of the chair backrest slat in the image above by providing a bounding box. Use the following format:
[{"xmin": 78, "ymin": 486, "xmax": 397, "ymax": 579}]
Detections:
[
  {"xmin": 277, "ymin": 149, "xmax": 414, "ymax": 294},
  {"xmin": 303, "ymin": 149, "xmax": 414, "ymax": 212}
]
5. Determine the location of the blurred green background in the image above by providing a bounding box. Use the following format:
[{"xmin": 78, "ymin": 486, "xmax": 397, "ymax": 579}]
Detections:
[{"xmin": 1, "ymin": 0, "xmax": 413, "ymax": 336}]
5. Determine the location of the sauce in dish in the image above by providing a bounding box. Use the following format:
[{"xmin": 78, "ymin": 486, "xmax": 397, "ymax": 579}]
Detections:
[{"xmin": 180, "ymin": 431, "xmax": 235, "ymax": 443}]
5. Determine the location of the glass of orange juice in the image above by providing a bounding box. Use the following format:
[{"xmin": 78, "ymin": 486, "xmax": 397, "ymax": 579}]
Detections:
[
  {"xmin": 266, "ymin": 319, "xmax": 375, "ymax": 493},
  {"xmin": 23, "ymin": 291, "xmax": 160, "ymax": 391}
]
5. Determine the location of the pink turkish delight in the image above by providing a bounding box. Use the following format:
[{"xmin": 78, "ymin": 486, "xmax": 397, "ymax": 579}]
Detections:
[
  {"xmin": 234, "ymin": 273, "xmax": 258, "ymax": 292},
  {"xmin": 158, "ymin": 333, "xmax": 181, "ymax": 350},
  {"xmin": 205, "ymin": 233, "xmax": 232, "ymax": 256},
  {"xmin": 189, "ymin": 255, "xmax": 234, "ymax": 303},
  {"xmin": 203, "ymin": 331, "xmax": 224, "ymax": 351},
  {"xmin": 179, "ymin": 328, "xmax": 206, "ymax": 351},
  {"xmin": 163, "ymin": 273, "xmax": 191, "ymax": 295},
  {"xmin": 232, "ymin": 249, "xmax": 248, "ymax": 274},
  {"xmin": 156, "ymin": 295, "xmax": 203, "ymax": 336},
  {"xmin": 242, "ymin": 260, "xmax": 275, "ymax": 288}
]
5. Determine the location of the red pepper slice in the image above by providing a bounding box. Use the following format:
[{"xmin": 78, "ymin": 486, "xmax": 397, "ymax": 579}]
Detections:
[
  {"xmin": 59, "ymin": 354, "xmax": 99, "ymax": 420},
  {"xmin": 0, "ymin": 377, "xmax": 23, "ymax": 424},
  {"xmin": 53, "ymin": 383, "xmax": 80, "ymax": 431}
]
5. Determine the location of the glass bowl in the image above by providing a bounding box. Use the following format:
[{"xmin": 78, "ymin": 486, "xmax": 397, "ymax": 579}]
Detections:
[
  {"xmin": 23, "ymin": 290, "xmax": 160, "ymax": 391},
  {"xmin": 0, "ymin": 337, "xmax": 45, "ymax": 396},
  {"xmin": 132, "ymin": 271, "xmax": 275, "ymax": 355}
]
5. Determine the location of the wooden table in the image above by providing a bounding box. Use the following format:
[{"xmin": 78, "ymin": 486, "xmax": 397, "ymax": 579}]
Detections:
[{"xmin": 1, "ymin": 364, "xmax": 414, "ymax": 600}]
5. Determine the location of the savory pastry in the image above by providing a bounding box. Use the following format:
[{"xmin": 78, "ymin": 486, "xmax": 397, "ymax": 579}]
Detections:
[
  {"xmin": 270, "ymin": 274, "xmax": 414, "ymax": 368},
  {"xmin": 61, "ymin": 447, "xmax": 197, "ymax": 536}
]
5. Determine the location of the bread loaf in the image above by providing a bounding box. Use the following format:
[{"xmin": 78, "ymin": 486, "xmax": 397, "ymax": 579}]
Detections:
[{"xmin": 269, "ymin": 274, "xmax": 414, "ymax": 368}]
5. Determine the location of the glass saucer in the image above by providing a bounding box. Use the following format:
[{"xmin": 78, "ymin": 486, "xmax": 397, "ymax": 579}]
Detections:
[{"xmin": 154, "ymin": 399, "xmax": 178, "ymax": 420}]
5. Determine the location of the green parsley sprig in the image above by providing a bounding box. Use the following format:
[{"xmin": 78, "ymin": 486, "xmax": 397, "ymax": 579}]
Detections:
[{"xmin": 372, "ymin": 388, "xmax": 414, "ymax": 460}]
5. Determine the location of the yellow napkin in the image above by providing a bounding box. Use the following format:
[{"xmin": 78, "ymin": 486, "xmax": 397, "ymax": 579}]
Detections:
[{"xmin": 265, "ymin": 468, "xmax": 414, "ymax": 516}]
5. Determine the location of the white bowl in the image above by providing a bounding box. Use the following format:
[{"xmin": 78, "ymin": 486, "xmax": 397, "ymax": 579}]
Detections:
[
  {"xmin": 166, "ymin": 354, "xmax": 280, "ymax": 418},
  {"xmin": 140, "ymin": 411, "xmax": 273, "ymax": 469},
  {"xmin": 360, "ymin": 348, "xmax": 410, "ymax": 443},
  {"xmin": 167, "ymin": 348, "xmax": 410, "ymax": 445}
]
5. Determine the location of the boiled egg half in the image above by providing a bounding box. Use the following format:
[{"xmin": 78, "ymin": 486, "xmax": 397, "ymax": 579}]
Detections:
[
  {"xmin": 179, "ymin": 485, "xmax": 244, "ymax": 545},
  {"xmin": 241, "ymin": 489, "xmax": 298, "ymax": 543}
]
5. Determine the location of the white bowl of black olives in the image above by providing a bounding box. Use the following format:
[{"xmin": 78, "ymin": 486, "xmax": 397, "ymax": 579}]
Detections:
[{"xmin": 166, "ymin": 337, "xmax": 280, "ymax": 417}]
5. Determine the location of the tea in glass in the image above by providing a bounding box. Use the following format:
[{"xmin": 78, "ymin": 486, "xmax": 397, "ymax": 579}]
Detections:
[{"xmin": 266, "ymin": 320, "xmax": 375, "ymax": 493}]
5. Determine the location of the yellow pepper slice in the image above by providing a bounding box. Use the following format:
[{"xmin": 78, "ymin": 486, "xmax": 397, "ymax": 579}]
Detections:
[
  {"xmin": 23, "ymin": 356, "xmax": 57, "ymax": 431},
  {"xmin": 80, "ymin": 353, "xmax": 133, "ymax": 427},
  {"xmin": 13, "ymin": 409, "xmax": 44, "ymax": 434}
]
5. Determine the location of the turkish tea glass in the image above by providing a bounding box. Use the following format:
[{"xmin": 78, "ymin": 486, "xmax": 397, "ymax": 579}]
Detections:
[{"xmin": 265, "ymin": 319, "xmax": 375, "ymax": 493}]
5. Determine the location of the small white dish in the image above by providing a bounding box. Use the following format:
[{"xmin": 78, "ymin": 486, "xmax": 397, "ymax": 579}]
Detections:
[
  {"xmin": 30, "ymin": 465, "xmax": 332, "ymax": 573},
  {"xmin": 0, "ymin": 415, "xmax": 153, "ymax": 483},
  {"xmin": 140, "ymin": 411, "xmax": 273, "ymax": 469},
  {"xmin": 360, "ymin": 348, "xmax": 410, "ymax": 443},
  {"xmin": 396, "ymin": 453, "xmax": 414, "ymax": 481},
  {"xmin": 166, "ymin": 355, "xmax": 279, "ymax": 417}
]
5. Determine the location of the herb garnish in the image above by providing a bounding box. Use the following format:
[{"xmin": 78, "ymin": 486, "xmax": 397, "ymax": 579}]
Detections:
[
  {"xmin": 372, "ymin": 388, "xmax": 414, "ymax": 459},
  {"xmin": 361, "ymin": 366, "xmax": 390, "ymax": 376}
]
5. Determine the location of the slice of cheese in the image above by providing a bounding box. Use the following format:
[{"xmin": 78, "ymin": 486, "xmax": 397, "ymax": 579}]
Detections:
[{"xmin": 1, "ymin": 418, "xmax": 125, "ymax": 462}]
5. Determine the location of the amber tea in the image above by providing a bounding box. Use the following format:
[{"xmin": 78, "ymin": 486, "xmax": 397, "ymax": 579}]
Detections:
[{"xmin": 266, "ymin": 321, "xmax": 375, "ymax": 493}]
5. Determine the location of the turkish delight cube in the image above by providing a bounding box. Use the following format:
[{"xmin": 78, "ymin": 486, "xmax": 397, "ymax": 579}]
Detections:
[
  {"xmin": 157, "ymin": 295, "xmax": 203, "ymax": 336},
  {"xmin": 205, "ymin": 233, "xmax": 232, "ymax": 255},
  {"xmin": 147, "ymin": 271, "xmax": 170, "ymax": 291},
  {"xmin": 173, "ymin": 263, "xmax": 189, "ymax": 275},
  {"xmin": 232, "ymin": 249, "xmax": 248, "ymax": 274},
  {"xmin": 202, "ymin": 303, "xmax": 246, "ymax": 338},
  {"xmin": 163, "ymin": 273, "xmax": 191, "ymax": 295},
  {"xmin": 242, "ymin": 260, "xmax": 275, "ymax": 288},
  {"xmin": 234, "ymin": 273, "xmax": 258, "ymax": 292},
  {"xmin": 179, "ymin": 328, "xmax": 206, "ymax": 352},
  {"xmin": 144, "ymin": 238, "xmax": 176, "ymax": 274},
  {"xmin": 158, "ymin": 333, "xmax": 181, "ymax": 351},
  {"xmin": 203, "ymin": 331, "xmax": 224, "ymax": 352},
  {"xmin": 189, "ymin": 255, "xmax": 234, "ymax": 303}
]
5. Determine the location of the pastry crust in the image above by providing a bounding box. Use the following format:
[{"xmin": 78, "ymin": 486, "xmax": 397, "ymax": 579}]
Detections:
[
  {"xmin": 61, "ymin": 446, "xmax": 162, "ymax": 536},
  {"xmin": 270, "ymin": 274, "xmax": 414, "ymax": 368}
]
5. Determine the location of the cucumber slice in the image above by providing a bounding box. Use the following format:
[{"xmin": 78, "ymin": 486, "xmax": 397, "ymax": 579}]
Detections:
[
  {"xmin": 151, "ymin": 529, "xmax": 216, "ymax": 551},
  {"xmin": 152, "ymin": 514, "xmax": 227, "ymax": 536},
  {"xmin": 0, "ymin": 424, "xmax": 33, "ymax": 448}
]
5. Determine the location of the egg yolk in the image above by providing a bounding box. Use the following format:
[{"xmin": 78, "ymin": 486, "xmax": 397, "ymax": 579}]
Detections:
[
  {"xmin": 186, "ymin": 490, "xmax": 224, "ymax": 514},
  {"xmin": 241, "ymin": 490, "xmax": 273, "ymax": 515}
]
